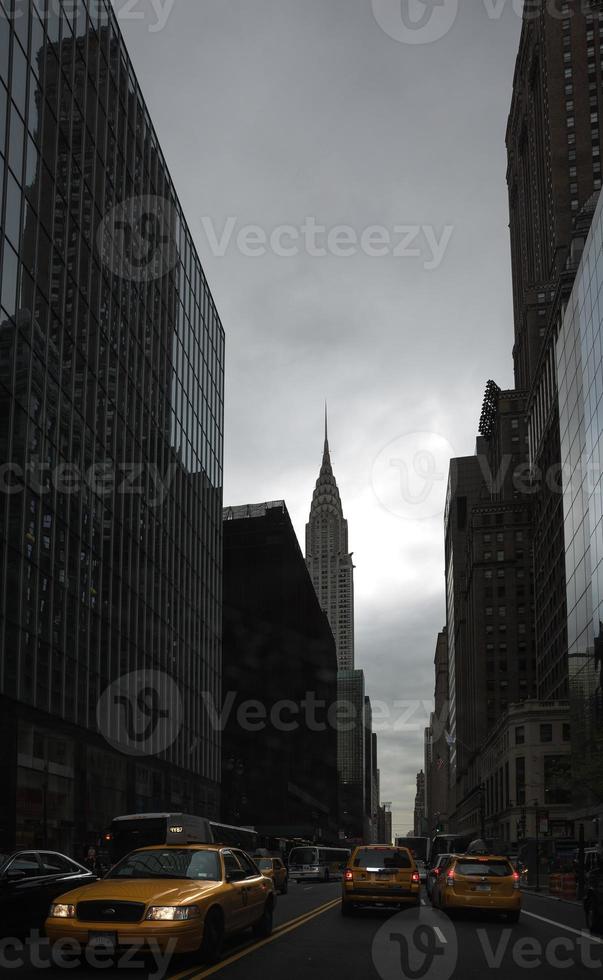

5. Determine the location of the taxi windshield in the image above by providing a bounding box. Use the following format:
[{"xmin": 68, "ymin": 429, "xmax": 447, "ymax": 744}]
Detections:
[
  {"xmin": 108, "ymin": 849, "xmax": 221, "ymax": 881},
  {"xmin": 455, "ymin": 860, "xmax": 513, "ymax": 877}
]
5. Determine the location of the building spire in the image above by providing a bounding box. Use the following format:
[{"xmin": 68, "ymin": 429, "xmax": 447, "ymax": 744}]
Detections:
[
  {"xmin": 322, "ymin": 402, "xmax": 331, "ymax": 468},
  {"xmin": 305, "ymin": 406, "xmax": 355, "ymax": 672}
]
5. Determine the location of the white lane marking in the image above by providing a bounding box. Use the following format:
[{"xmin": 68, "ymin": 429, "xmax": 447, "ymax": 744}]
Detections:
[
  {"xmin": 522, "ymin": 909, "xmax": 603, "ymax": 944},
  {"xmin": 433, "ymin": 926, "xmax": 447, "ymax": 944}
]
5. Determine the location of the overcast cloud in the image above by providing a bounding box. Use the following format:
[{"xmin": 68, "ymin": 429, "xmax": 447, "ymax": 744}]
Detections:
[{"xmin": 118, "ymin": 0, "xmax": 522, "ymax": 834}]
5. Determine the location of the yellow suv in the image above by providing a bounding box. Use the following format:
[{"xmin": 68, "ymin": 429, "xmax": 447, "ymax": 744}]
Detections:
[
  {"xmin": 431, "ymin": 854, "xmax": 521, "ymax": 921},
  {"xmin": 45, "ymin": 845, "xmax": 275, "ymax": 963},
  {"xmin": 342, "ymin": 845, "xmax": 420, "ymax": 915}
]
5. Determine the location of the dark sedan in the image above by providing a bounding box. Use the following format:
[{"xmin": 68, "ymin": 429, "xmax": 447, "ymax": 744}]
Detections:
[{"xmin": 0, "ymin": 849, "xmax": 97, "ymax": 938}]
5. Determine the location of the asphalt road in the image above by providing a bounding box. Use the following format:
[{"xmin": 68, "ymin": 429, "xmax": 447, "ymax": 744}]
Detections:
[{"xmin": 4, "ymin": 884, "xmax": 603, "ymax": 979}]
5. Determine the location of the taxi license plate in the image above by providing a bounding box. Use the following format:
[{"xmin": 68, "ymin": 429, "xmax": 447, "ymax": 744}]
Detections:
[
  {"xmin": 475, "ymin": 884, "xmax": 491, "ymax": 893},
  {"xmin": 88, "ymin": 932, "xmax": 117, "ymax": 951}
]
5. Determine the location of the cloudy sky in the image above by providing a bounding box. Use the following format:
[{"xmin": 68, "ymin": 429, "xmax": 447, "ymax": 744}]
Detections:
[{"xmin": 118, "ymin": 0, "xmax": 522, "ymax": 834}]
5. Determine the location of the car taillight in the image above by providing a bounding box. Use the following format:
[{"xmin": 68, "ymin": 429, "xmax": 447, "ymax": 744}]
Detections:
[
  {"xmin": 433, "ymin": 867, "xmax": 441, "ymax": 876},
  {"xmin": 513, "ymin": 871, "xmax": 520, "ymax": 890},
  {"xmin": 344, "ymin": 870, "xmax": 353, "ymax": 881},
  {"xmin": 447, "ymin": 871, "xmax": 455, "ymax": 887},
  {"xmin": 412, "ymin": 872, "xmax": 420, "ymax": 884}
]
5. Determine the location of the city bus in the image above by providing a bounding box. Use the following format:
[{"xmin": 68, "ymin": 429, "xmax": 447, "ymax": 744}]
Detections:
[
  {"xmin": 429, "ymin": 833, "xmax": 474, "ymax": 867},
  {"xmin": 104, "ymin": 813, "xmax": 258, "ymax": 863},
  {"xmin": 288, "ymin": 845, "xmax": 351, "ymax": 882},
  {"xmin": 394, "ymin": 836, "xmax": 430, "ymax": 864}
]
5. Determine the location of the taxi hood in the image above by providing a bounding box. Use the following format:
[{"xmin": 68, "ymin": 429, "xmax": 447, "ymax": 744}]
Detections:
[{"xmin": 55, "ymin": 876, "xmax": 222, "ymax": 907}]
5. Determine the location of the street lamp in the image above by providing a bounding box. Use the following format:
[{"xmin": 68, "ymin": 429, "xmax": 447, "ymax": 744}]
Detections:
[
  {"xmin": 479, "ymin": 784, "xmax": 486, "ymax": 839},
  {"xmin": 534, "ymin": 799, "xmax": 541, "ymax": 893},
  {"xmin": 225, "ymin": 758, "xmax": 245, "ymax": 823}
]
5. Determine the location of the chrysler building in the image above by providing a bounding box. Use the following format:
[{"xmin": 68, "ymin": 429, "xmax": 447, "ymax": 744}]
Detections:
[{"xmin": 305, "ymin": 412, "xmax": 355, "ymax": 670}]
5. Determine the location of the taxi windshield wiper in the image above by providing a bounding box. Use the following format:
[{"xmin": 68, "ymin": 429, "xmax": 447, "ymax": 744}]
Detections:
[
  {"xmin": 109, "ymin": 872, "xmax": 186, "ymax": 880},
  {"xmin": 142, "ymin": 872, "xmax": 188, "ymax": 879}
]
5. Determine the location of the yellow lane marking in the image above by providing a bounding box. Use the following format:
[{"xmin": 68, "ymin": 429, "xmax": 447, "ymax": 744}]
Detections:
[{"xmin": 170, "ymin": 897, "xmax": 341, "ymax": 980}]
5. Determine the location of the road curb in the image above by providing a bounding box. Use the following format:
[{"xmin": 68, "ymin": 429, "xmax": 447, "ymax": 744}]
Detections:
[{"xmin": 522, "ymin": 888, "xmax": 581, "ymax": 908}]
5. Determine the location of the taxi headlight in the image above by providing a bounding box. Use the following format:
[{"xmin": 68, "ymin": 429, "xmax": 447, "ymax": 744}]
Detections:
[
  {"xmin": 145, "ymin": 906, "xmax": 201, "ymax": 921},
  {"xmin": 49, "ymin": 904, "xmax": 76, "ymax": 919}
]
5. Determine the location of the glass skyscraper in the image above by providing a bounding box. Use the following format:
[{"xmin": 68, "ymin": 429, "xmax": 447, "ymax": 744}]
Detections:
[
  {"xmin": 0, "ymin": 0, "xmax": 224, "ymax": 852},
  {"xmin": 337, "ymin": 669, "xmax": 365, "ymax": 840},
  {"xmin": 557, "ymin": 191, "xmax": 603, "ymax": 818}
]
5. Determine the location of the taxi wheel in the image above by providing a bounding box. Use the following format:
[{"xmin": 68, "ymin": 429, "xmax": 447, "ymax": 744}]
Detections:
[
  {"xmin": 199, "ymin": 908, "xmax": 224, "ymax": 965},
  {"xmin": 253, "ymin": 899, "xmax": 274, "ymax": 939},
  {"xmin": 341, "ymin": 901, "xmax": 355, "ymax": 916}
]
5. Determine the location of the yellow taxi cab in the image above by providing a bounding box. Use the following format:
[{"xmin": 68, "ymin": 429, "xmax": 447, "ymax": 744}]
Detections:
[
  {"xmin": 255, "ymin": 856, "xmax": 288, "ymax": 894},
  {"xmin": 431, "ymin": 853, "xmax": 521, "ymax": 921},
  {"xmin": 45, "ymin": 844, "xmax": 275, "ymax": 964},
  {"xmin": 341, "ymin": 845, "xmax": 421, "ymax": 915}
]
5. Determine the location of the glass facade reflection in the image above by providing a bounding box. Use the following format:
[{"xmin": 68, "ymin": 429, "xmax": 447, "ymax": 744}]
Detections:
[
  {"xmin": 557, "ymin": 192, "xmax": 603, "ymax": 815},
  {"xmin": 0, "ymin": 0, "xmax": 224, "ymax": 850}
]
